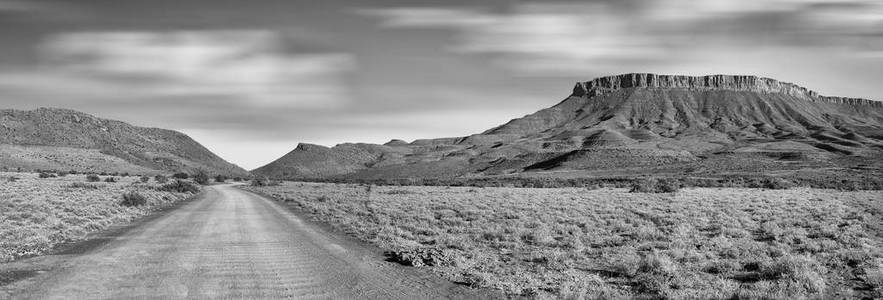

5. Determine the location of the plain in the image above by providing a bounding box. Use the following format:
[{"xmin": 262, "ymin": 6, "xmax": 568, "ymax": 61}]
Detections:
[
  {"xmin": 0, "ymin": 172, "xmax": 199, "ymax": 262},
  {"xmin": 243, "ymin": 182, "xmax": 883, "ymax": 299}
]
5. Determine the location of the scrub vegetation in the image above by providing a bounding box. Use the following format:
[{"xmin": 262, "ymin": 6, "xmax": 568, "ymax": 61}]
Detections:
[
  {"xmin": 0, "ymin": 172, "xmax": 200, "ymax": 262},
  {"xmin": 243, "ymin": 182, "xmax": 883, "ymax": 299}
]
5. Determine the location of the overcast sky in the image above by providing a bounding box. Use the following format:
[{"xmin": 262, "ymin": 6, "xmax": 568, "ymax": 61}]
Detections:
[{"xmin": 1, "ymin": 0, "xmax": 882, "ymax": 169}]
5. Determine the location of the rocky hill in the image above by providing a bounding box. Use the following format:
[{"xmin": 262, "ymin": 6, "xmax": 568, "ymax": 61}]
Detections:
[
  {"xmin": 0, "ymin": 107, "xmax": 249, "ymax": 176},
  {"xmin": 254, "ymin": 74, "xmax": 883, "ymax": 180}
]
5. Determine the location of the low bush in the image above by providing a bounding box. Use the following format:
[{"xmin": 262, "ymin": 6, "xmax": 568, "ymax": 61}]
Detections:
[
  {"xmin": 140, "ymin": 176, "xmax": 150, "ymax": 183},
  {"xmin": 154, "ymin": 175, "xmax": 168, "ymax": 184},
  {"xmin": 158, "ymin": 180, "xmax": 200, "ymax": 194},
  {"xmin": 104, "ymin": 177, "xmax": 117, "ymax": 183},
  {"xmin": 38, "ymin": 172, "xmax": 56, "ymax": 178},
  {"xmin": 120, "ymin": 191, "xmax": 147, "ymax": 207},
  {"xmin": 172, "ymin": 172, "xmax": 189, "ymax": 179},
  {"xmin": 86, "ymin": 174, "xmax": 101, "ymax": 182},
  {"xmin": 6, "ymin": 176, "xmax": 19, "ymax": 183}
]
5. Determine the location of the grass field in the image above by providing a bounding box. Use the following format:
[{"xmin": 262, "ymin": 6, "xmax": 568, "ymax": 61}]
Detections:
[
  {"xmin": 0, "ymin": 172, "xmax": 199, "ymax": 262},
  {"xmin": 243, "ymin": 182, "xmax": 883, "ymax": 299}
]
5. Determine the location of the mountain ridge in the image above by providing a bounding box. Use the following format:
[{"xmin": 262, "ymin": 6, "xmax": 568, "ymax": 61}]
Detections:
[
  {"xmin": 253, "ymin": 73, "xmax": 883, "ymax": 181},
  {"xmin": 0, "ymin": 107, "xmax": 249, "ymax": 176}
]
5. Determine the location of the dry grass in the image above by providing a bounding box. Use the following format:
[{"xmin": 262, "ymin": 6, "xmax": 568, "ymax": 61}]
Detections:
[
  {"xmin": 0, "ymin": 172, "xmax": 198, "ymax": 262},
  {"xmin": 243, "ymin": 182, "xmax": 883, "ymax": 299}
]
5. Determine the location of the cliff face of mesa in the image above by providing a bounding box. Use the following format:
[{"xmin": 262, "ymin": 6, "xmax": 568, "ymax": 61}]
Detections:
[{"xmin": 572, "ymin": 73, "xmax": 882, "ymax": 107}]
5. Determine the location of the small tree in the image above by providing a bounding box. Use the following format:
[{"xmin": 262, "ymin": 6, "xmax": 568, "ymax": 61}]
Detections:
[
  {"xmin": 214, "ymin": 174, "xmax": 228, "ymax": 183},
  {"xmin": 193, "ymin": 170, "xmax": 210, "ymax": 185}
]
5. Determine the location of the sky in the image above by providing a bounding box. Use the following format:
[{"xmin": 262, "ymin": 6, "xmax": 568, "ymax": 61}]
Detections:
[{"xmin": 0, "ymin": 0, "xmax": 881, "ymax": 169}]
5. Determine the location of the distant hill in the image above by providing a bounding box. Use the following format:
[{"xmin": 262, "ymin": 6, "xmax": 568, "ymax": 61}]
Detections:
[
  {"xmin": 254, "ymin": 73, "xmax": 883, "ymax": 181},
  {"xmin": 0, "ymin": 107, "xmax": 249, "ymax": 176}
]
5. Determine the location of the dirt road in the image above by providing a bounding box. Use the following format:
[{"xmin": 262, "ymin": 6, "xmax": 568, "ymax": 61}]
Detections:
[{"xmin": 0, "ymin": 184, "xmax": 495, "ymax": 299}]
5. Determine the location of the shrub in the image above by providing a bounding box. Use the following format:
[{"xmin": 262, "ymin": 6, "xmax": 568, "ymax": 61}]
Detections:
[
  {"xmin": 193, "ymin": 170, "xmax": 210, "ymax": 185},
  {"xmin": 251, "ymin": 177, "xmax": 275, "ymax": 187},
  {"xmin": 154, "ymin": 175, "xmax": 168, "ymax": 184},
  {"xmin": 57, "ymin": 171, "xmax": 68, "ymax": 177},
  {"xmin": 214, "ymin": 175, "xmax": 227, "ymax": 183},
  {"xmin": 120, "ymin": 191, "xmax": 147, "ymax": 207},
  {"xmin": 86, "ymin": 174, "xmax": 101, "ymax": 182},
  {"xmin": 172, "ymin": 172, "xmax": 189, "ymax": 179},
  {"xmin": 140, "ymin": 176, "xmax": 150, "ymax": 183},
  {"xmin": 763, "ymin": 178, "xmax": 794, "ymax": 190},
  {"xmin": 630, "ymin": 178, "xmax": 680, "ymax": 193},
  {"xmin": 67, "ymin": 182, "xmax": 99, "ymax": 190},
  {"xmin": 38, "ymin": 172, "xmax": 56, "ymax": 178},
  {"xmin": 158, "ymin": 180, "xmax": 200, "ymax": 194},
  {"xmin": 655, "ymin": 178, "xmax": 681, "ymax": 193},
  {"xmin": 630, "ymin": 179, "xmax": 656, "ymax": 193},
  {"xmin": 104, "ymin": 177, "xmax": 117, "ymax": 183},
  {"xmin": 385, "ymin": 189, "xmax": 414, "ymax": 195},
  {"xmin": 386, "ymin": 248, "xmax": 453, "ymax": 267},
  {"xmin": 233, "ymin": 177, "xmax": 243, "ymax": 182},
  {"xmin": 6, "ymin": 176, "xmax": 19, "ymax": 183}
]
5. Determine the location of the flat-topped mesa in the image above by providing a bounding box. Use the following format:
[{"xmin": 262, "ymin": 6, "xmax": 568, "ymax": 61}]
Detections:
[{"xmin": 572, "ymin": 73, "xmax": 882, "ymax": 107}]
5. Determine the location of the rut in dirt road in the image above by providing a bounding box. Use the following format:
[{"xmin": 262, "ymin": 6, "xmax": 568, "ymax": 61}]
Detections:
[{"xmin": 1, "ymin": 184, "xmax": 495, "ymax": 299}]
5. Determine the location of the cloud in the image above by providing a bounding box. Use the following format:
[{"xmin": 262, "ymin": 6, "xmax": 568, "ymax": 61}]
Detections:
[
  {"xmin": 35, "ymin": 30, "xmax": 355, "ymax": 108},
  {"xmin": 0, "ymin": 0, "xmax": 43, "ymax": 12},
  {"xmin": 358, "ymin": 1, "xmax": 883, "ymax": 76}
]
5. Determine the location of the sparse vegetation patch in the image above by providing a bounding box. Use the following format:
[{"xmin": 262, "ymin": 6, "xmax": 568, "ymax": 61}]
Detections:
[
  {"xmin": 243, "ymin": 182, "xmax": 883, "ymax": 299},
  {"xmin": 157, "ymin": 180, "xmax": 200, "ymax": 194},
  {"xmin": 0, "ymin": 172, "xmax": 198, "ymax": 262}
]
